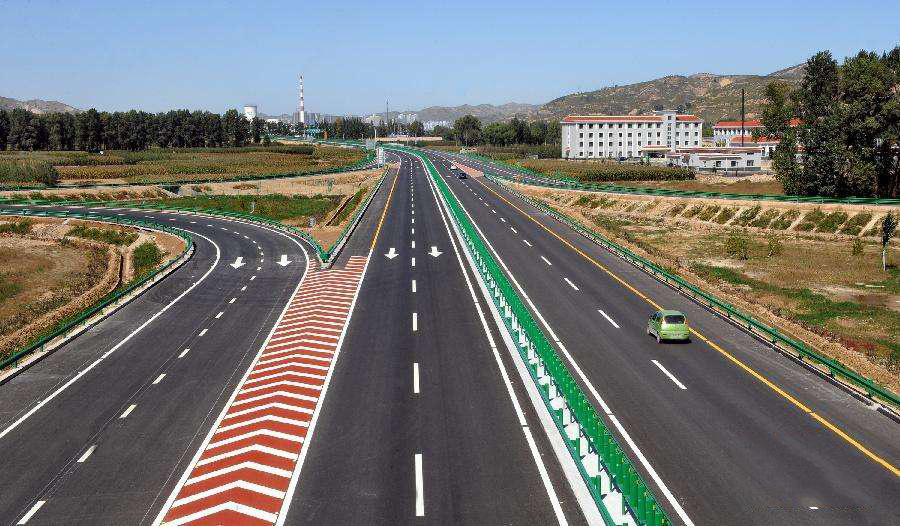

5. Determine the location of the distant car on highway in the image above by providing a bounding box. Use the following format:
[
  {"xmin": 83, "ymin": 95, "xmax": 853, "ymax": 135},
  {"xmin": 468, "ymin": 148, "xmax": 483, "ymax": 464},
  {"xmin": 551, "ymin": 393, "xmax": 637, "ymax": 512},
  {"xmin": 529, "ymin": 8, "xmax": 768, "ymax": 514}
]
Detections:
[
  {"xmin": 647, "ymin": 310, "xmax": 689, "ymax": 342},
  {"xmin": 450, "ymin": 165, "xmax": 467, "ymax": 179}
]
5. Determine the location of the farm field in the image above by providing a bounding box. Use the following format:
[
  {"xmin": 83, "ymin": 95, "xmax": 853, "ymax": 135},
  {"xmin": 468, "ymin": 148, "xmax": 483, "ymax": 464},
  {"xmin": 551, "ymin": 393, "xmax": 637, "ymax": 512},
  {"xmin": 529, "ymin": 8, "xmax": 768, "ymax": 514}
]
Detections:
[{"xmin": 0, "ymin": 145, "xmax": 366, "ymax": 185}]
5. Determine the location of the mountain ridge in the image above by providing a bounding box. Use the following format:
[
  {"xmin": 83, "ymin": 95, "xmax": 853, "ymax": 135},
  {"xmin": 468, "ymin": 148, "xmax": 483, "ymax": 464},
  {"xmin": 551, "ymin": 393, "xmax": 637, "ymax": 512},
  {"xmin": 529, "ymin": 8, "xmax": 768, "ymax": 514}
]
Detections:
[{"xmin": 0, "ymin": 96, "xmax": 81, "ymax": 114}]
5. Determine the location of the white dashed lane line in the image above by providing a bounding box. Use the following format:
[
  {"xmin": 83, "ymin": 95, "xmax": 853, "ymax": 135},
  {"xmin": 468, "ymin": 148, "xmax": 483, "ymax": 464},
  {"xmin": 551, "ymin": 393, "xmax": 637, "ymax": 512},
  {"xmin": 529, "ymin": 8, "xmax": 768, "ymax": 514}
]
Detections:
[
  {"xmin": 597, "ymin": 309, "xmax": 621, "ymax": 328},
  {"xmin": 523, "ymin": 239, "xmax": 532, "ymax": 247},
  {"xmin": 214, "ymin": 311, "xmax": 223, "ymax": 319},
  {"xmin": 229, "ymin": 298, "xmax": 236, "ymax": 304},
  {"xmin": 652, "ymin": 360, "xmax": 687, "ymax": 390},
  {"xmin": 198, "ymin": 328, "xmax": 208, "ymax": 337},
  {"xmin": 153, "ymin": 373, "xmax": 166, "ymax": 385},
  {"xmin": 77, "ymin": 444, "xmax": 97, "ymax": 463},
  {"xmin": 17, "ymin": 500, "xmax": 45, "ymax": 524},
  {"xmin": 510, "ymin": 227, "xmax": 517, "ymax": 234},
  {"xmin": 119, "ymin": 404, "xmax": 137, "ymax": 419},
  {"xmin": 178, "ymin": 348, "xmax": 190, "ymax": 358},
  {"xmin": 540, "ymin": 256, "xmax": 552, "ymax": 266},
  {"xmin": 564, "ymin": 277, "xmax": 579, "ymax": 291}
]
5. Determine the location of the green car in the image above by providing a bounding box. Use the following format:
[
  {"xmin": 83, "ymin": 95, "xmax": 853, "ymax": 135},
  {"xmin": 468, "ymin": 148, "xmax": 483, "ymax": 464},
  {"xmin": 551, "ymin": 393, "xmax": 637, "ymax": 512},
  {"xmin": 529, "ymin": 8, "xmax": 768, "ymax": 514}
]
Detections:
[{"xmin": 647, "ymin": 310, "xmax": 690, "ymax": 342}]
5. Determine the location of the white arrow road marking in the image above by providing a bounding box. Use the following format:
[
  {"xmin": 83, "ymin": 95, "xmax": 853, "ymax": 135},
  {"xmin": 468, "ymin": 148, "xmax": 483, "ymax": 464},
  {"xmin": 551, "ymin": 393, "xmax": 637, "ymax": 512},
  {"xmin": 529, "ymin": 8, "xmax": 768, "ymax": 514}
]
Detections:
[
  {"xmin": 428, "ymin": 246, "xmax": 442, "ymax": 258},
  {"xmin": 277, "ymin": 254, "xmax": 292, "ymax": 266},
  {"xmin": 385, "ymin": 247, "xmax": 398, "ymax": 259},
  {"xmin": 230, "ymin": 257, "xmax": 245, "ymax": 269}
]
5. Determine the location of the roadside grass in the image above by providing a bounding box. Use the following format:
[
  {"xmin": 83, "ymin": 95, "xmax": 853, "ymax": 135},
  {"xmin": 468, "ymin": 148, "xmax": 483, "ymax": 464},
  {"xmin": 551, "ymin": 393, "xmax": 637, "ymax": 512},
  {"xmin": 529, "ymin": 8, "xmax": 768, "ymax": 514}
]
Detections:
[
  {"xmin": 152, "ymin": 194, "xmax": 342, "ymax": 223},
  {"xmin": 0, "ymin": 160, "xmax": 60, "ymax": 186},
  {"xmin": 509, "ymin": 158, "xmax": 694, "ymax": 183},
  {"xmin": 331, "ymin": 187, "xmax": 368, "ymax": 225},
  {"xmin": 0, "ymin": 219, "xmax": 33, "ymax": 234},
  {"xmin": 67, "ymin": 225, "xmax": 138, "ymax": 246},
  {"xmin": 0, "ymin": 274, "xmax": 21, "ymax": 302}
]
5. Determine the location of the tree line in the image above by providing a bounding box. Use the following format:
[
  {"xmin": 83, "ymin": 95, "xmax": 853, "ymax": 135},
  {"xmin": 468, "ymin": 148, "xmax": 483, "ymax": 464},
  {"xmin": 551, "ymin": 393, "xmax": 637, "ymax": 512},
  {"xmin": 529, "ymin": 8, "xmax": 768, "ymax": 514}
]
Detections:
[
  {"xmin": 0, "ymin": 108, "xmax": 268, "ymax": 152},
  {"xmin": 429, "ymin": 115, "xmax": 561, "ymax": 147},
  {"xmin": 760, "ymin": 46, "xmax": 900, "ymax": 198}
]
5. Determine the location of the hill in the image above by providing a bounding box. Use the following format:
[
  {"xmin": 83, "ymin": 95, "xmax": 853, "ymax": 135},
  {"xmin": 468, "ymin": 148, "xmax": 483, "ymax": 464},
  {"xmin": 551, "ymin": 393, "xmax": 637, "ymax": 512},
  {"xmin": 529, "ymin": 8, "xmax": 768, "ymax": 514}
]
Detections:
[
  {"xmin": 0, "ymin": 96, "xmax": 80, "ymax": 114},
  {"xmin": 399, "ymin": 103, "xmax": 540, "ymax": 124},
  {"xmin": 534, "ymin": 65, "xmax": 805, "ymax": 123}
]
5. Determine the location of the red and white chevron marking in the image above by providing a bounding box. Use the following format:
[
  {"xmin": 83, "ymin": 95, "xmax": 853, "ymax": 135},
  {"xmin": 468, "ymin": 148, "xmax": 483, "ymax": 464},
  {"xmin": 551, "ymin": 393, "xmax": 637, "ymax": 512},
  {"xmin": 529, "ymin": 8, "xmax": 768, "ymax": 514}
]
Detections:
[{"xmin": 156, "ymin": 256, "xmax": 368, "ymax": 526}]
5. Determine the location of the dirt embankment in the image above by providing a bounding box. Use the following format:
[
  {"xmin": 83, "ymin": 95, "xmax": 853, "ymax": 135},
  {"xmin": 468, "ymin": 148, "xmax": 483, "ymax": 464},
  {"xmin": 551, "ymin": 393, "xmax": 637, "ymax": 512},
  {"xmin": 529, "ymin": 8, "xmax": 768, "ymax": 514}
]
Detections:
[{"xmin": 0, "ymin": 217, "xmax": 185, "ymax": 358}]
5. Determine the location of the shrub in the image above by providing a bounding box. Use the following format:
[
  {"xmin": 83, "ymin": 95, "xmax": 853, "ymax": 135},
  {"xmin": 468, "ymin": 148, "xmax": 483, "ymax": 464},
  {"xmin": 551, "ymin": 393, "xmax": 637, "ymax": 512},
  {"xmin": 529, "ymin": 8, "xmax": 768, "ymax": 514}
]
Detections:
[
  {"xmin": 514, "ymin": 158, "xmax": 695, "ymax": 182},
  {"xmin": 749, "ymin": 208, "xmax": 779, "ymax": 228},
  {"xmin": 574, "ymin": 195, "xmax": 594, "ymax": 207},
  {"xmin": 713, "ymin": 207, "xmax": 737, "ymax": 224},
  {"xmin": 697, "ymin": 205, "xmax": 721, "ymax": 221},
  {"xmin": 767, "ymin": 235, "xmax": 783, "ymax": 257},
  {"xmin": 682, "ymin": 204, "xmax": 704, "ymax": 218},
  {"xmin": 668, "ymin": 203, "xmax": 686, "ymax": 217},
  {"xmin": 795, "ymin": 208, "xmax": 827, "ymax": 231},
  {"xmin": 0, "ymin": 274, "xmax": 22, "ymax": 301},
  {"xmin": 132, "ymin": 241, "xmax": 164, "ymax": 276},
  {"xmin": 331, "ymin": 186, "xmax": 368, "ymax": 225},
  {"xmin": 724, "ymin": 232, "xmax": 750, "ymax": 260},
  {"xmin": 0, "ymin": 160, "xmax": 60, "ymax": 186},
  {"xmin": 839, "ymin": 212, "xmax": 873, "ymax": 236},
  {"xmin": 852, "ymin": 238, "xmax": 865, "ymax": 256},
  {"xmin": 770, "ymin": 209, "xmax": 800, "ymax": 230},
  {"xmin": 67, "ymin": 225, "xmax": 138, "ymax": 245},
  {"xmin": 816, "ymin": 211, "xmax": 849, "ymax": 233},
  {"xmin": 0, "ymin": 219, "xmax": 33, "ymax": 234},
  {"xmin": 733, "ymin": 205, "xmax": 761, "ymax": 226}
]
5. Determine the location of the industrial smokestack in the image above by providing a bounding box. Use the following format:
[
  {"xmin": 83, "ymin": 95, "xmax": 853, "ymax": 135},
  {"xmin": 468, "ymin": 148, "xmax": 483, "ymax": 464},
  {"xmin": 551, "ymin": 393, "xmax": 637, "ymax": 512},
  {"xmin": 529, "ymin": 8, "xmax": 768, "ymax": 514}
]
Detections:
[{"xmin": 299, "ymin": 75, "xmax": 306, "ymax": 126}]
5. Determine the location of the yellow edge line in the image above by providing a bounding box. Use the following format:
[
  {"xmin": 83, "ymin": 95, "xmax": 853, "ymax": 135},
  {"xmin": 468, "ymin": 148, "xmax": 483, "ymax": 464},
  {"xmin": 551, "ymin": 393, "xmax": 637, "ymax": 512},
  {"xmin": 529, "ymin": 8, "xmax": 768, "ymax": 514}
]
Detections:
[
  {"xmin": 369, "ymin": 165, "xmax": 399, "ymax": 252},
  {"xmin": 473, "ymin": 174, "xmax": 900, "ymax": 477}
]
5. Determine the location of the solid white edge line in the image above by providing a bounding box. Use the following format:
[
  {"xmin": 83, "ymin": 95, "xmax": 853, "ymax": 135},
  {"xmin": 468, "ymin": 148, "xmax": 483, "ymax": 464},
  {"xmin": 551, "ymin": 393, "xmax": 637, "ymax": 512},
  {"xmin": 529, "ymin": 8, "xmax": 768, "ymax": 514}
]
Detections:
[
  {"xmin": 421, "ymin": 153, "xmax": 569, "ymax": 525},
  {"xmin": 0, "ymin": 230, "xmax": 221, "ymax": 441},
  {"xmin": 415, "ymin": 453, "xmax": 425, "ymax": 517},
  {"xmin": 651, "ymin": 360, "xmax": 687, "ymax": 390},
  {"xmin": 413, "ymin": 362, "xmax": 420, "ymax": 394},
  {"xmin": 597, "ymin": 309, "xmax": 621, "ymax": 329},
  {"xmin": 435, "ymin": 152, "xmax": 695, "ymax": 526},
  {"xmin": 152, "ymin": 226, "xmax": 316, "ymax": 526},
  {"xmin": 16, "ymin": 500, "xmax": 45, "ymax": 524}
]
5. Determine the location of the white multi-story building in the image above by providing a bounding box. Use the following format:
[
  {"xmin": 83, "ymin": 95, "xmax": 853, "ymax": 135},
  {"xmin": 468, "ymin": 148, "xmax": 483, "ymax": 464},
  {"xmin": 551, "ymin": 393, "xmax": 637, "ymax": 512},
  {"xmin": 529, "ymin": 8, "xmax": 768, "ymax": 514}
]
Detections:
[
  {"xmin": 561, "ymin": 110, "xmax": 703, "ymax": 159},
  {"xmin": 424, "ymin": 120, "xmax": 451, "ymax": 131},
  {"xmin": 243, "ymin": 105, "xmax": 258, "ymax": 121}
]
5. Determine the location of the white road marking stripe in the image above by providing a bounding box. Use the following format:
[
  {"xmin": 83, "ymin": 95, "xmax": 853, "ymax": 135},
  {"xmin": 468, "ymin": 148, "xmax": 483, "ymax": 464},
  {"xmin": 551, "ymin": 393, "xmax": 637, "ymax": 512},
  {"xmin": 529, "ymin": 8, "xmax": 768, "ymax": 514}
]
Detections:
[
  {"xmin": 185, "ymin": 461, "xmax": 293, "ymax": 486},
  {"xmin": 411, "ymin": 240, "xmax": 415, "ymax": 249},
  {"xmin": 164, "ymin": 502, "xmax": 277, "ymax": 525},
  {"xmin": 251, "ymin": 275, "xmax": 256, "ymax": 280},
  {"xmin": 172, "ymin": 480, "xmax": 285, "ymax": 508},
  {"xmin": 411, "ymin": 279, "xmax": 416, "ymax": 293},
  {"xmin": 178, "ymin": 348, "xmax": 190, "ymax": 358},
  {"xmin": 17, "ymin": 501, "xmax": 45, "ymax": 524},
  {"xmin": 597, "ymin": 309, "xmax": 620, "ymax": 328},
  {"xmin": 510, "ymin": 227, "xmax": 517, "ymax": 234},
  {"xmin": 540, "ymin": 256, "xmax": 552, "ymax": 265},
  {"xmin": 241, "ymin": 286, "xmax": 247, "ymax": 291},
  {"xmin": 215, "ymin": 311, "xmax": 223, "ymax": 319},
  {"xmin": 198, "ymin": 328, "xmax": 208, "ymax": 337},
  {"xmin": 411, "ymin": 257, "xmax": 416, "ymax": 267},
  {"xmin": 196, "ymin": 444, "xmax": 297, "ymax": 467},
  {"xmin": 153, "ymin": 373, "xmax": 166, "ymax": 385},
  {"xmin": 120, "ymin": 404, "xmax": 136, "ymax": 419},
  {"xmin": 651, "ymin": 360, "xmax": 687, "ymax": 390},
  {"xmin": 215, "ymin": 415, "xmax": 309, "ymax": 434},
  {"xmin": 415, "ymin": 454, "xmax": 425, "ymax": 517},
  {"xmin": 229, "ymin": 298, "xmax": 236, "ymax": 304},
  {"xmin": 564, "ymin": 277, "xmax": 579, "ymax": 291},
  {"xmin": 523, "ymin": 239, "xmax": 532, "ymax": 246},
  {"xmin": 413, "ymin": 363, "xmax": 420, "ymax": 394},
  {"xmin": 77, "ymin": 445, "xmax": 96, "ymax": 463},
  {"xmin": 500, "ymin": 217, "xmax": 506, "ymax": 222},
  {"xmin": 412, "ymin": 312, "xmax": 418, "ymax": 332}
]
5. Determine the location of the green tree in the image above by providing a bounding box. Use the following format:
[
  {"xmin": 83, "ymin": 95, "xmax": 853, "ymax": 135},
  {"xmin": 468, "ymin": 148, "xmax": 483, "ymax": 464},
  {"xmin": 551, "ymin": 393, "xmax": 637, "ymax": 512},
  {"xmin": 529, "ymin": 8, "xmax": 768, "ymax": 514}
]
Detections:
[
  {"xmin": 433, "ymin": 125, "xmax": 453, "ymax": 141},
  {"xmin": 883, "ymin": 213, "xmax": 897, "ymax": 271},
  {"xmin": 222, "ymin": 109, "xmax": 248, "ymax": 147},
  {"xmin": 251, "ymin": 117, "xmax": 264, "ymax": 143},
  {"xmin": 408, "ymin": 120, "xmax": 425, "ymax": 137},
  {"xmin": 76, "ymin": 109, "xmax": 103, "ymax": 152},
  {"xmin": 453, "ymin": 115, "xmax": 482, "ymax": 146},
  {"xmin": 0, "ymin": 110, "xmax": 9, "ymax": 150}
]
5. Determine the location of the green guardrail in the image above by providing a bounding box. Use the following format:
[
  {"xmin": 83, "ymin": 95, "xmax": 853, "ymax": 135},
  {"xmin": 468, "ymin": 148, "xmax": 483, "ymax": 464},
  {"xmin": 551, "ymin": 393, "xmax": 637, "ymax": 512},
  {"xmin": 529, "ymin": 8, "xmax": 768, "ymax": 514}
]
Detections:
[
  {"xmin": 458, "ymin": 152, "xmax": 900, "ymax": 207},
  {"xmin": 484, "ymin": 171, "xmax": 900, "ymax": 412},
  {"xmin": 388, "ymin": 145, "xmax": 671, "ymax": 526},
  {"xmin": 0, "ymin": 151, "xmax": 376, "ymax": 192},
  {"xmin": 0, "ymin": 208, "xmax": 194, "ymax": 372}
]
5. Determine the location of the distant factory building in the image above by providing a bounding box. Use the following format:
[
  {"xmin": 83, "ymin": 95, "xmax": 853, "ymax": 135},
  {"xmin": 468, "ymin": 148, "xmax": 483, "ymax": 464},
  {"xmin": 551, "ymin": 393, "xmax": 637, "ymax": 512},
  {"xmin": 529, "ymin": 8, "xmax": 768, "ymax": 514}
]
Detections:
[
  {"xmin": 244, "ymin": 105, "xmax": 258, "ymax": 121},
  {"xmin": 561, "ymin": 110, "xmax": 703, "ymax": 159}
]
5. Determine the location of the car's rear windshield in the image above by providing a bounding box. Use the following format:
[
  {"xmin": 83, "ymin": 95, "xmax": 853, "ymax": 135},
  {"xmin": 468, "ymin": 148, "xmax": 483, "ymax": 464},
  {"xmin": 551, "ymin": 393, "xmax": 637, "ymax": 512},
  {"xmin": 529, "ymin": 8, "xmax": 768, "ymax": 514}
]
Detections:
[{"xmin": 663, "ymin": 315, "xmax": 685, "ymax": 324}]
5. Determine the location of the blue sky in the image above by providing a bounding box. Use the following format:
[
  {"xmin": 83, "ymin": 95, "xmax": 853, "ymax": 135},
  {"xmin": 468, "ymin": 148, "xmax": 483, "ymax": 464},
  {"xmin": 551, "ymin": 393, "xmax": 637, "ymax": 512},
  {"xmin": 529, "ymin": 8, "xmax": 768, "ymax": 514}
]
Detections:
[{"xmin": 1, "ymin": 0, "xmax": 898, "ymax": 116}]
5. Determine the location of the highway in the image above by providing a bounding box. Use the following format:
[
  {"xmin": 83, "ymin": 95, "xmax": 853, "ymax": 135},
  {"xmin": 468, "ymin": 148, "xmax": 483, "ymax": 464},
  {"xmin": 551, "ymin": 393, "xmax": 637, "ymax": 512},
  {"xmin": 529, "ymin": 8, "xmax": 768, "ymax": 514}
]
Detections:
[
  {"xmin": 0, "ymin": 147, "xmax": 897, "ymax": 525},
  {"xmin": 423, "ymin": 149, "xmax": 900, "ymax": 525},
  {"xmin": 0, "ymin": 206, "xmax": 312, "ymax": 524}
]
